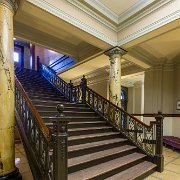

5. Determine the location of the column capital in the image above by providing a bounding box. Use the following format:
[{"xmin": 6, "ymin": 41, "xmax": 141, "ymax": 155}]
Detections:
[
  {"xmin": 0, "ymin": 0, "xmax": 18, "ymax": 12},
  {"xmin": 104, "ymin": 46, "xmax": 127, "ymax": 58}
]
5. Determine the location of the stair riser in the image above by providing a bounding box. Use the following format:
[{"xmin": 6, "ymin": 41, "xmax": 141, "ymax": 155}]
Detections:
[
  {"xmin": 28, "ymin": 93, "xmax": 63, "ymax": 97},
  {"xmin": 69, "ymin": 134, "xmax": 121, "ymax": 146},
  {"xmin": 69, "ymin": 128, "xmax": 113, "ymax": 136},
  {"xmin": 27, "ymin": 90, "xmax": 60, "ymax": 94},
  {"xmin": 42, "ymin": 117, "xmax": 102, "ymax": 123},
  {"xmin": 22, "ymin": 83, "xmax": 54, "ymax": 88},
  {"xmin": 68, "ymin": 141, "xmax": 128, "ymax": 158},
  {"xmin": 25, "ymin": 88, "xmax": 56, "ymax": 92},
  {"xmin": 30, "ymin": 97, "xmax": 66, "ymax": 101},
  {"xmin": 32, "ymin": 101, "xmax": 86, "ymax": 107},
  {"xmin": 39, "ymin": 111, "xmax": 97, "ymax": 117},
  {"xmin": 28, "ymin": 94, "xmax": 64, "ymax": 99},
  {"xmin": 68, "ymin": 122, "xmax": 107, "ymax": 128},
  {"xmin": 23, "ymin": 86, "xmax": 55, "ymax": 90},
  {"xmin": 36, "ymin": 106, "xmax": 91, "ymax": 112},
  {"xmin": 68, "ymin": 149, "xmax": 136, "ymax": 173},
  {"xmin": 46, "ymin": 122, "xmax": 107, "ymax": 129},
  {"xmin": 91, "ymin": 158, "xmax": 146, "ymax": 180}
]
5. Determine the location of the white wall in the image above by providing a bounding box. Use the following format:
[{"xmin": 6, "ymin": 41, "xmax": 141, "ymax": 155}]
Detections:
[
  {"xmin": 89, "ymin": 80, "xmax": 108, "ymax": 99},
  {"xmin": 35, "ymin": 45, "xmax": 63, "ymax": 67}
]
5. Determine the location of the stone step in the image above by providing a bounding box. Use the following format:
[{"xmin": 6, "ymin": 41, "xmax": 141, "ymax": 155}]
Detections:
[
  {"xmin": 104, "ymin": 161, "xmax": 156, "ymax": 180},
  {"xmin": 68, "ymin": 126, "xmax": 113, "ymax": 136},
  {"xmin": 39, "ymin": 110, "xmax": 97, "ymax": 117},
  {"xmin": 35, "ymin": 105, "xmax": 91, "ymax": 112},
  {"xmin": 68, "ymin": 145, "xmax": 137, "ymax": 173},
  {"xmin": 68, "ymin": 138, "xmax": 128, "ymax": 158},
  {"xmin": 68, "ymin": 131, "xmax": 121, "ymax": 146},
  {"xmin": 42, "ymin": 116, "xmax": 102, "ymax": 123},
  {"xmin": 45, "ymin": 120, "xmax": 107, "ymax": 128},
  {"xmin": 68, "ymin": 152, "xmax": 147, "ymax": 180},
  {"xmin": 32, "ymin": 100, "xmax": 86, "ymax": 107}
]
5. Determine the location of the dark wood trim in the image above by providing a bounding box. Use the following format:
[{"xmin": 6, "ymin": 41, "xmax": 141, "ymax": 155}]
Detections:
[{"xmin": 132, "ymin": 114, "xmax": 180, "ymax": 117}]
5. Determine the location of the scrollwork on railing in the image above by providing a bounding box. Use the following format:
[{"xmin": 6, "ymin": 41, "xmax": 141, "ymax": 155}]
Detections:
[
  {"xmin": 85, "ymin": 87, "xmax": 157, "ymax": 156},
  {"xmin": 39, "ymin": 65, "xmax": 164, "ymax": 171},
  {"xmin": 39, "ymin": 64, "xmax": 69, "ymax": 99},
  {"xmin": 15, "ymin": 77, "xmax": 54, "ymax": 179}
]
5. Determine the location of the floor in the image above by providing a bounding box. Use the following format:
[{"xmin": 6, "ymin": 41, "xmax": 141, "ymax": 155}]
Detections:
[
  {"xmin": 146, "ymin": 146, "xmax": 180, "ymax": 180},
  {"xmin": 15, "ymin": 140, "xmax": 34, "ymax": 180},
  {"xmin": 15, "ymin": 142, "xmax": 180, "ymax": 180}
]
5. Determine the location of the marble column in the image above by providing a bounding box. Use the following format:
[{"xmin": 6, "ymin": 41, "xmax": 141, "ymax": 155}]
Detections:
[
  {"xmin": 105, "ymin": 47, "xmax": 126, "ymax": 107},
  {"xmin": 0, "ymin": 0, "xmax": 21, "ymax": 179}
]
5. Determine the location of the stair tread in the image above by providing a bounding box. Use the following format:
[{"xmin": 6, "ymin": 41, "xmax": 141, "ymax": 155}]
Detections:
[
  {"xmin": 35, "ymin": 105, "xmax": 89, "ymax": 109},
  {"xmin": 38, "ymin": 110, "xmax": 95, "ymax": 114},
  {"xmin": 69, "ymin": 145, "xmax": 136, "ymax": 167},
  {"xmin": 42, "ymin": 116, "xmax": 101, "ymax": 119},
  {"xmin": 68, "ymin": 138, "xmax": 127, "ymax": 152},
  {"xmin": 105, "ymin": 161, "xmax": 156, "ymax": 180},
  {"xmin": 68, "ymin": 152, "xmax": 146, "ymax": 180},
  {"xmin": 69, "ymin": 132, "xmax": 120, "ymax": 141},
  {"xmin": 45, "ymin": 121, "xmax": 105, "ymax": 126},
  {"xmin": 68, "ymin": 126, "xmax": 112, "ymax": 132}
]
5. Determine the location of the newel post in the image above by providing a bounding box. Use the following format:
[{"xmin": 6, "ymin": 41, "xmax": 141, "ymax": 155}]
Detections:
[
  {"xmin": 155, "ymin": 111, "xmax": 164, "ymax": 172},
  {"xmin": 52, "ymin": 104, "xmax": 69, "ymax": 180},
  {"xmin": 68, "ymin": 80, "xmax": 73, "ymax": 103},
  {"xmin": 81, "ymin": 75, "xmax": 87, "ymax": 104}
]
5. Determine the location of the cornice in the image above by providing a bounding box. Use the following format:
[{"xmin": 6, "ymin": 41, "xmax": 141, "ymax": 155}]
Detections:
[
  {"xmin": 84, "ymin": 0, "xmax": 118, "ymax": 23},
  {"xmin": 118, "ymin": 0, "xmax": 155, "ymax": 24},
  {"xmin": 67, "ymin": 0, "xmax": 117, "ymax": 31},
  {"xmin": 26, "ymin": 0, "xmax": 179, "ymax": 47},
  {"xmin": 118, "ymin": 0, "xmax": 179, "ymax": 46},
  {"xmin": 26, "ymin": 0, "xmax": 117, "ymax": 46}
]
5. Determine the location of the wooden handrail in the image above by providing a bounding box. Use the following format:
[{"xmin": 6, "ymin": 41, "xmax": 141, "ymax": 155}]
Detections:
[
  {"xmin": 86, "ymin": 87, "xmax": 155, "ymax": 128},
  {"xmin": 15, "ymin": 76, "xmax": 50, "ymax": 140},
  {"xmin": 132, "ymin": 114, "xmax": 180, "ymax": 117}
]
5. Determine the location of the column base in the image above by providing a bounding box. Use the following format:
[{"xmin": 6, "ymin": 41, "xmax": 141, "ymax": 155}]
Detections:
[{"xmin": 0, "ymin": 168, "xmax": 22, "ymax": 180}]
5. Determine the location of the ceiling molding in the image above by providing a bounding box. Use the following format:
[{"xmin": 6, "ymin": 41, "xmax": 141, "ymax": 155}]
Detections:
[
  {"xmin": 26, "ymin": 0, "xmax": 117, "ymax": 46},
  {"xmin": 118, "ymin": 4, "xmax": 180, "ymax": 46},
  {"xmin": 118, "ymin": 0, "xmax": 174, "ymax": 31},
  {"xmin": 118, "ymin": 0, "xmax": 155, "ymax": 24},
  {"xmin": 26, "ymin": 0, "xmax": 179, "ymax": 48},
  {"xmin": 66, "ymin": 0, "xmax": 117, "ymax": 31},
  {"xmin": 83, "ymin": 0, "xmax": 118, "ymax": 23}
]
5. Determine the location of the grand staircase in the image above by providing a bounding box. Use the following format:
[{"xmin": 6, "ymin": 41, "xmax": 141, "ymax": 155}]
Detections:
[{"xmin": 15, "ymin": 68, "xmax": 158, "ymax": 180}]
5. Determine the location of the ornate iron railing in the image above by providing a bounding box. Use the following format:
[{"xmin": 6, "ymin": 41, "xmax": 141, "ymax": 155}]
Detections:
[
  {"xmin": 39, "ymin": 63, "xmax": 69, "ymax": 99},
  {"xmin": 15, "ymin": 77, "xmax": 69, "ymax": 180},
  {"xmin": 39, "ymin": 63, "xmax": 164, "ymax": 172}
]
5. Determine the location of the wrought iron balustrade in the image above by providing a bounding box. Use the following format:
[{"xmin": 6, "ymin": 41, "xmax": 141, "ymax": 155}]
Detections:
[
  {"xmin": 15, "ymin": 77, "xmax": 69, "ymax": 180},
  {"xmin": 39, "ymin": 63, "xmax": 69, "ymax": 99},
  {"xmin": 39, "ymin": 63, "xmax": 164, "ymax": 172}
]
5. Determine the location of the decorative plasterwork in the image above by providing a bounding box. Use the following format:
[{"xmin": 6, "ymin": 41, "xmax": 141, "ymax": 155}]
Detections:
[
  {"xmin": 67, "ymin": 0, "xmax": 117, "ymax": 31},
  {"xmin": 118, "ymin": 1, "xmax": 180, "ymax": 46},
  {"xmin": 26, "ymin": 0, "xmax": 117, "ymax": 46},
  {"xmin": 83, "ymin": 0, "xmax": 118, "ymax": 23},
  {"xmin": 26, "ymin": 0, "xmax": 179, "ymax": 47},
  {"xmin": 84, "ymin": 0, "xmax": 155, "ymax": 24}
]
